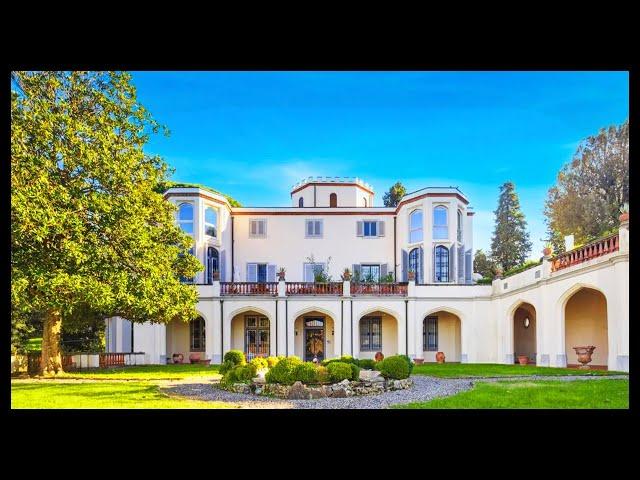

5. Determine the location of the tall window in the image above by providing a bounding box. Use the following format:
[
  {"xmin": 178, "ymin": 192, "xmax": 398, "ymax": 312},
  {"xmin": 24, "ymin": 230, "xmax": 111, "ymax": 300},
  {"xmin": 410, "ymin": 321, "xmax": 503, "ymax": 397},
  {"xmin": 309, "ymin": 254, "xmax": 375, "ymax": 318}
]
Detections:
[
  {"xmin": 409, "ymin": 248, "xmax": 419, "ymax": 278},
  {"xmin": 409, "ymin": 209, "xmax": 423, "ymax": 243},
  {"xmin": 457, "ymin": 210, "xmax": 463, "ymax": 242},
  {"xmin": 360, "ymin": 264, "xmax": 381, "ymax": 282},
  {"xmin": 178, "ymin": 203, "xmax": 194, "ymax": 234},
  {"xmin": 329, "ymin": 193, "xmax": 337, "ymax": 207},
  {"xmin": 423, "ymin": 316, "xmax": 438, "ymax": 351},
  {"xmin": 190, "ymin": 317, "xmax": 205, "ymax": 352},
  {"xmin": 205, "ymin": 207, "xmax": 217, "ymax": 237},
  {"xmin": 435, "ymin": 245, "xmax": 449, "ymax": 282},
  {"xmin": 360, "ymin": 316, "xmax": 382, "ymax": 351},
  {"xmin": 433, "ymin": 206, "xmax": 448, "ymax": 239},
  {"xmin": 299, "ymin": 197, "xmax": 304, "ymax": 207},
  {"xmin": 206, "ymin": 247, "xmax": 219, "ymax": 284},
  {"xmin": 363, "ymin": 197, "xmax": 367, "ymax": 207},
  {"xmin": 245, "ymin": 315, "xmax": 269, "ymax": 360}
]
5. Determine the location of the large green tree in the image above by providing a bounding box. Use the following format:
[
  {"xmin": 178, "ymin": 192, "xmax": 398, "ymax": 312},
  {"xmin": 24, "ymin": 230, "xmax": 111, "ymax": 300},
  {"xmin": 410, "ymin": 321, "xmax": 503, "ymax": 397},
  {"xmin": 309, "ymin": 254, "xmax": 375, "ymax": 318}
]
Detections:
[
  {"xmin": 11, "ymin": 71, "xmax": 202, "ymax": 375},
  {"xmin": 544, "ymin": 120, "xmax": 629, "ymax": 247},
  {"xmin": 383, "ymin": 181, "xmax": 406, "ymax": 207},
  {"xmin": 489, "ymin": 181, "xmax": 532, "ymax": 271}
]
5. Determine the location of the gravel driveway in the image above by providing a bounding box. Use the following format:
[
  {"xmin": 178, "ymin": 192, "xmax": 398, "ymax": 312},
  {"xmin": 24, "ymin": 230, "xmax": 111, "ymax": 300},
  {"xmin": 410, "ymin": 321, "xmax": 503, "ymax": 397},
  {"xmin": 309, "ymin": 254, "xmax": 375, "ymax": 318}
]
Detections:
[{"xmin": 161, "ymin": 374, "xmax": 628, "ymax": 409}]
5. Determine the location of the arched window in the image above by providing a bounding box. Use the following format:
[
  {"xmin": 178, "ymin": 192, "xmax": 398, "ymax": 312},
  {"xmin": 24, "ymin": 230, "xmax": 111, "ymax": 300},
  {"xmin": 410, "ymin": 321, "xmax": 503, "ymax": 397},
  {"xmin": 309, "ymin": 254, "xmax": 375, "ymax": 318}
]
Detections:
[
  {"xmin": 329, "ymin": 193, "xmax": 337, "ymax": 207},
  {"xmin": 433, "ymin": 206, "xmax": 448, "ymax": 239},
  {"xmin": 190, "ymin": 317, "xmax": 205, "ymax": 352},
  {"xmin": 409, "ymin": 248, "xmax": 419, "ymax": 279},
  {"xmin": 205, "ymin": 207, "xmax": 217, "ymax": 237},
  {"xmin": 435, "ymin": 245, "xmax": 449, "ymax": 282},
  {"xmin": 178, "ymin": 203, "xmax": 194, "ymax": 234},
  {"xmin": 206, "ymin": 247, "xmax": 219, "ymax": 284},
  {"xmin": 409, "ymin": 209, "xmax": 423, "ymax": 243},
  {"xmin": 299, "ymin": 197, "xmax": 304, "ymax": 207},
  {"xmin": 457, "ymin": 210, "xmax": 463, "ymax": 242},
  {"xmin": 363, "ymin": 197, "xmax": 367, "ymax": 207}
]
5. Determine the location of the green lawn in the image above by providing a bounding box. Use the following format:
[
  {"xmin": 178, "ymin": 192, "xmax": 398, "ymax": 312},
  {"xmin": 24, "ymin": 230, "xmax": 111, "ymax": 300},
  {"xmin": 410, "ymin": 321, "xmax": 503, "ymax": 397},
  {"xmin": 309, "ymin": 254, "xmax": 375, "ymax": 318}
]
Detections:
[
  {"xmin": 11, "ymin": 381, "xmax": 233, "ymax": 409},
  {"xmin": 394, "ymin": 379, "xmax": 629, "ymax": 409},
  {"xmin": 412, "ymin": 363, "xmax": 627, "ymax": 378},
  {"xmin": 59, "ymin": 364, "xmax": 222, "ymax": 380}
]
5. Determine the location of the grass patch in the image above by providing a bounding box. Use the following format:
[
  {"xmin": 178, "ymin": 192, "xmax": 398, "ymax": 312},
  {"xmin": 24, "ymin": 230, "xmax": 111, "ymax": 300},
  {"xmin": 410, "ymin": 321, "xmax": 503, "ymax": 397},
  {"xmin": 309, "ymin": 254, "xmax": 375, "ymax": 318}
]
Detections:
[
  {"xmin": 394, "ymin": 379, "xmax": 629, "ymax": 409},
  {"xmin": 25, "ymin": 338, "xmax": 42, "ymax": 351},
  {"xmin": 11, "ymin": 381, "xmax": 234, "ymax": 409},
  {"xmin": 412, "ymin": 363, "xmax": 627, "ymax": 378},
  {"xmin": 60, "ymin": 364, "xmax": 222, "ymax": 380}
]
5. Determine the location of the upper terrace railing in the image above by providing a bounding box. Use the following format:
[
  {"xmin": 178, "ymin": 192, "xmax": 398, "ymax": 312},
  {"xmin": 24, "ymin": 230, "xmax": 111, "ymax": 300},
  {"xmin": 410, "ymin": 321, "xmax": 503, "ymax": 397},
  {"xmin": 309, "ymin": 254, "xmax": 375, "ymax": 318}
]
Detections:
[
  {"xmin": 286, "ymin": 282, "xmax": 343, "ymax": 295},
  {"xmin": 220, "ymin": 282, "xmax": 278, "ymax": 296},
  {"xmin": 551, "ymin": 233, "xmax": 619, "ymax": 272},
  {"xmin": 351, "ymin": 282, "xmax": 408, "ymax": 296}
]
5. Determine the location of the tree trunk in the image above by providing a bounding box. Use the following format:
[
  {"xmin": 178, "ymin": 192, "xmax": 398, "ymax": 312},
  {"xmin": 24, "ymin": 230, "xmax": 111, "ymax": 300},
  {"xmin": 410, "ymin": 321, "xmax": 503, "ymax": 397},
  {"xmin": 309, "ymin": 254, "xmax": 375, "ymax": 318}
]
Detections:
[{"xmin": 40, "ymin": 310, "xmax": 63, "ymax": 376}]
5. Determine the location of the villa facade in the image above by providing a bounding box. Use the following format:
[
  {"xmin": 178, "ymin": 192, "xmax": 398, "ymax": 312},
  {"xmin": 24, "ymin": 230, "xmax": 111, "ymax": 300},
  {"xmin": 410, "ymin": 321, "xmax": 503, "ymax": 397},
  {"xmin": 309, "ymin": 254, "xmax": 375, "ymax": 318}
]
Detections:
[{"xmin": 105, "ymin": 177, "xmax": 630, "ymax": 372}]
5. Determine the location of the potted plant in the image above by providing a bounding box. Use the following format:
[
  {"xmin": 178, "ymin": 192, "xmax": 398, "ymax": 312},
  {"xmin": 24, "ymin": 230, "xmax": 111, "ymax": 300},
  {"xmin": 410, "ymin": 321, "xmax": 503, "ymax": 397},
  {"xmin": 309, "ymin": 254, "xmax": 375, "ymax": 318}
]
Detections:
[
  {"xmin": 542, "ymin": 243, "xmax": 553, "ymax": 257},
  {"xmin": 408, "ymin": 270, "xmax": 416, "ymax": 281},
  {"xmin": 435, "ymin": 352, "xmax": 445, "ymax": 363},
  {"xmin": 619, "ymin": 202, "xmax": 629, "ymax": 223},
  {"xmin": 517, "ymin": 354, "xmax": 529, "ymax": 365},
  {"xmin": 573, "ymin": 345, "xmax": 596, "ymax": 369},
  {"xmin": 341, "ymin": 268, "xmax": 352, "ymax": 281},
  {"xmin": 374, "ymin": 351, "xmax": 384, "ymax": 362},
  {"xmin": 277, "ymin": 267, "xmax": 286, "ymax": 281},
  {"xmin": 172, "ymin": 353, "xmax": 184, "ymax": 364}
]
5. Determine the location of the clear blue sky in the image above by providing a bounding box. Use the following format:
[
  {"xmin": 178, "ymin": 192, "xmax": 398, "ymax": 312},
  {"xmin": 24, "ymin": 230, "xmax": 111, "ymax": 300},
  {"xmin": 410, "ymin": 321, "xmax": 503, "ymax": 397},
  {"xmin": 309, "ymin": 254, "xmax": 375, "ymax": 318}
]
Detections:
[{"xmin": 132, "ymin": 71, "xmax": 628, "ymax": 259}]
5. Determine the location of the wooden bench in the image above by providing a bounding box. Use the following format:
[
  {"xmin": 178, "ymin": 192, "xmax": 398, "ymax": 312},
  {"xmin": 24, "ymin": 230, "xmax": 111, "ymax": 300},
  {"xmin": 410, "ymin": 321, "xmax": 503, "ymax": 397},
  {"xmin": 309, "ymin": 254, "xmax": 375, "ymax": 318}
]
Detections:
[{"xmin": 99, "ymin": 353, "xmax": 126, "ymax": 368}]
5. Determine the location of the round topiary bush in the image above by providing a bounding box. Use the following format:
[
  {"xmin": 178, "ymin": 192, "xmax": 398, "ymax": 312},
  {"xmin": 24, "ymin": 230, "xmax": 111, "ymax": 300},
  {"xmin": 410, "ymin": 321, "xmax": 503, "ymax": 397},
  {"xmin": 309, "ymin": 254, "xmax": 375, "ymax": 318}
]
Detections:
[
  {"xmin": 294, "ymin": 362, "xmax": 319, "ymax": 384},
  {"xmin": 350, "ymin": 363, "xmax": 361, "ymax": 381},
  {"xmin": 219, "ymin": 360, "xmax": 235, "ymax": 375},
  {"xmin": 224, "ymin": 350, "xmax": 246, "ymax": 366},
  {"xmin": 357, "ymin": 359, "xmax": 376, "ymax": 370},
  {"xmin": 220, "ymin": 363, "xmax": 257, "ymax": 387},
  {"xmin": 250, "ymin": 356, "xmax": 268, "ymax": 371},
  {"xmin": 265, "ymin": 356, "xmax": 302, "ymax": 385},
  {"xmin": 327, "ymin": 362, "xmax": 353, "ymax": 382},
  {"xmin": 316, "ymin": 365, "xmax": 330, "ymax": 384},
  {"xmin": 396, "ymin": 354, "xmax": 414, "ymax": 375},
  {"xmin": 378, "ymin": 355, "xmax": 410, "ymax": 379},
  {"xmin": 321, "ymin": 355, "xmax": 359, "ymax": 367}
]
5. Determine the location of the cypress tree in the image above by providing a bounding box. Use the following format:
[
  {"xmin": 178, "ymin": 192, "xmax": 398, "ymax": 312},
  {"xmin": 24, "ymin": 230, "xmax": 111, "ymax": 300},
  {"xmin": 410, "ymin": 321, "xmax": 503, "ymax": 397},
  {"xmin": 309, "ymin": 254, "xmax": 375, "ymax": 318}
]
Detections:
[{"xmin": 490, "ymin": 182, "xmax": 532, "ymax": 271}]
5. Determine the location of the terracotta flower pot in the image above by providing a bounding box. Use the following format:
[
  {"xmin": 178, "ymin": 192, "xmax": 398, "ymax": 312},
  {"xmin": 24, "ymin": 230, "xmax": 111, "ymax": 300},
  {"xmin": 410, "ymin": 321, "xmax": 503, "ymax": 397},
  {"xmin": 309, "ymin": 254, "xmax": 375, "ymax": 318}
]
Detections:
[
  {"xmin": 408, "ymin": 271, "xmax": 416, "ymax": 281},
  {"xmin": 277, "ymin": 272, "xmax": 286, "ymax": 281},
  {"xmin": 619, "ymin": 212, "xmax": 629, "ymax": 222},
  {"xmin": 573, "ymin": 346, "xmax": 596, "ymax": 369},
  {"xmin": 517, "ymin": 355, "xmax": 529, "ymax": 365},
  {"xmin": 435, "ymin": 352, "xmax": 445, "ymax": 363},
  {"xmin": 375, "ymin": 351, "xmax": 384, "ymax": 362},
  {"xmin": 212, "ymin": 271, "xmax": 220, "ymax": 281},
  {"xmin": 543, "ymin": 247, "xmax": 552, "ymax": 257},
  {"xmin": 172, "ymin": 353, "xmax": 183, "ymax": 364}
]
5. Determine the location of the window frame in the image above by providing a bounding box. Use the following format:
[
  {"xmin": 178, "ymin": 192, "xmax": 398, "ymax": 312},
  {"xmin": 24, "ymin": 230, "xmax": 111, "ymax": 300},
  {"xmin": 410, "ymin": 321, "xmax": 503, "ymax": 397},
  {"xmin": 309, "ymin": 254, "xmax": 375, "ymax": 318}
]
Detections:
[
  {"xmin": 434, "ymin": 244, "xmax": 450, "ymax": 282},
  {"xmin": 190, "ymin": 317, "xmax": 206, "ymax": 352},
  {"xmin": 409, "ymin": 209, "xmax": 423, "ymax": 244},
  {"xmin": 363, "ymin": 220, "xmax": 378, "ymax": 237},
  {"xmin": 305, "ymin": 219, "xmax": 323, "ymax": 238},
  {"xmin": 457, "ymin": 209, "xmax": 463, "ymax": 242},
  {"xmin": 299, "ymin": 197, "xmax": 304, "ymax": 207},
  {"xmin": 433, "ymin": 205, "xmax": 448, "ymax": 240},
  {"xmin": 249, "ymin": 218, "xmax": 267, "ymax": 238},
  {"xmin": 329, "ymin": 193, "xmax": 337, "ymax": 207},
  {"xmin": 360, "ymin": 264, "xmax": 381, "ymax": 282},
  {"xmin": 204, "ymin": 206, "xmax": 218, "ymax": 238},
  {"xmin": 409, "ymin": 248, "xmax": 419, "ymax": 277},
  {"xmin": 360, "ymin": 316, "xmax": 382, "ymax": 352},
  {"xmin": 303, "ymin": 262, "xmax": 326, "ymax": 282},
  {"xmin": 423, "ymin": 316, "xmax": 438, "ymax": 351},
  {"xmin": 177, "ymin": 203, "xmax": 194, "ymax": 234},
  {"xmin": 244, "ymin": 315, "xmax": 270, "ymax": 360}
]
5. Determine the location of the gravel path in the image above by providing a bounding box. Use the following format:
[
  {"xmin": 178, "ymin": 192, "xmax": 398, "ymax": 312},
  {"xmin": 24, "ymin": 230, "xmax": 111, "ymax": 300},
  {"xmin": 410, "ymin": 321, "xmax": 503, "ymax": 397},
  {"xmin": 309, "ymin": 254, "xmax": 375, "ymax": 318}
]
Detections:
[{"xmin": 161, "ymin": 374, "xmax": 628, "ymax": 409}]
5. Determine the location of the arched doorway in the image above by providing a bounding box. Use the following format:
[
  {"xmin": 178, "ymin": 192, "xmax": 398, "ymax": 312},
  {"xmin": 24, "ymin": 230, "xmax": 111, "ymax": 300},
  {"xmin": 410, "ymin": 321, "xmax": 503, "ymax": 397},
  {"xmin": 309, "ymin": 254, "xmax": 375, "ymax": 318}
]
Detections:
[
  {"xmin": 422, "ymin": 310, "xmax": 461, "ymax": 362},
  {"xmin": 230, "ymin": 310, "xmax": 270, "ymax": 360},
  {"xmin": 166, "ymin": 316, "xmax": 206, "ymax": 363},
  {"xmin": 564, "ymin": 287, "xmax": 608, "ymax": 368},
  {"xmin": 358, "ymin": 310, "xmax": 398, "ymax": 359},
  {"xmin": 294, "ymin": 311, "xmax": 335, "ymax": 361},
  {"xmin": 513, "ymin": 303, "xmax": 536, "ymax": 364}
]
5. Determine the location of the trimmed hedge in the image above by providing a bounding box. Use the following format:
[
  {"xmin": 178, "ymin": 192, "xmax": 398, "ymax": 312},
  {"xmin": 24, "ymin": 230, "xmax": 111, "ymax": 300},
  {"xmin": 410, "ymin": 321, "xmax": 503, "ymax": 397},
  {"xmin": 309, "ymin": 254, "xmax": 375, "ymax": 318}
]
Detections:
[
  {"xmin": 316, "ymin": 366, "xmax": 330, "ymax": 384},
  {"xmin": 321, "ymin": 355, "xmax": 359, "ymax": 367},
  {"xmin": 266, "ymin": 356, "xmax": 283, "ymax": 368},
  {"xmin": 224, "ymin": 350, "xmax": 246, "ymax": 366},
  {"xmin": 265, "ymin": 356, "xmax": 302, "ymax": 385},
  {"xmin": 476, "ymin": 277, "xmax": 493, "ymax": 285},
  {"xmin": 219, "ymin": 360, "xmax": 234, "ymax": 376},
  {"xmin": 357, "ymin": 359, "xmax": 376, "ymax": 370},
  {"xmin": 396, "ymin": 354, "xmax": 414, "ymax": 375},
  {"xmin": 327, "ymin": 362, "xmax": 353, "ymax": 382},
  {"xmin": 350, "ymin": 363, "xmax": 361, "ymax": 381},
  {"xmin": 294, "ymin": 362, "xmax": 319, "ymax": 384},
  {"xmin": 250, "ymin": 357, "xmax": 268, "ymax": 371},
  {"xmin": 378, "ymin": 355, "xmax": 410, "ymax": 379},
  {"xmin": 504, "ymin": 260, "xmax": 542, "ymax": 278},
  {"xmin": 221, "ymin": 363, "xmax": 257, "ymax": 386}
]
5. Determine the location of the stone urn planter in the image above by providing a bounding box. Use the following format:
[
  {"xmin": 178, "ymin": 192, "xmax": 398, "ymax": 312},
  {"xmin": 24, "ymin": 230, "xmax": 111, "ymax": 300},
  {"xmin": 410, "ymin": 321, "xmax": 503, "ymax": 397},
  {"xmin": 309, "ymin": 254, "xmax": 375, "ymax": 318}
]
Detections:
[
  {"xmin": 435, "ymin": 352, "xmax": 445, "ymax": 363},
  {"xmin": 517, "ymin": 355, "xmax": 529, "ymax": 365},
  {"xmin": 573, "ymin": 346, "xmax": 596, "ymax": 369}
]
